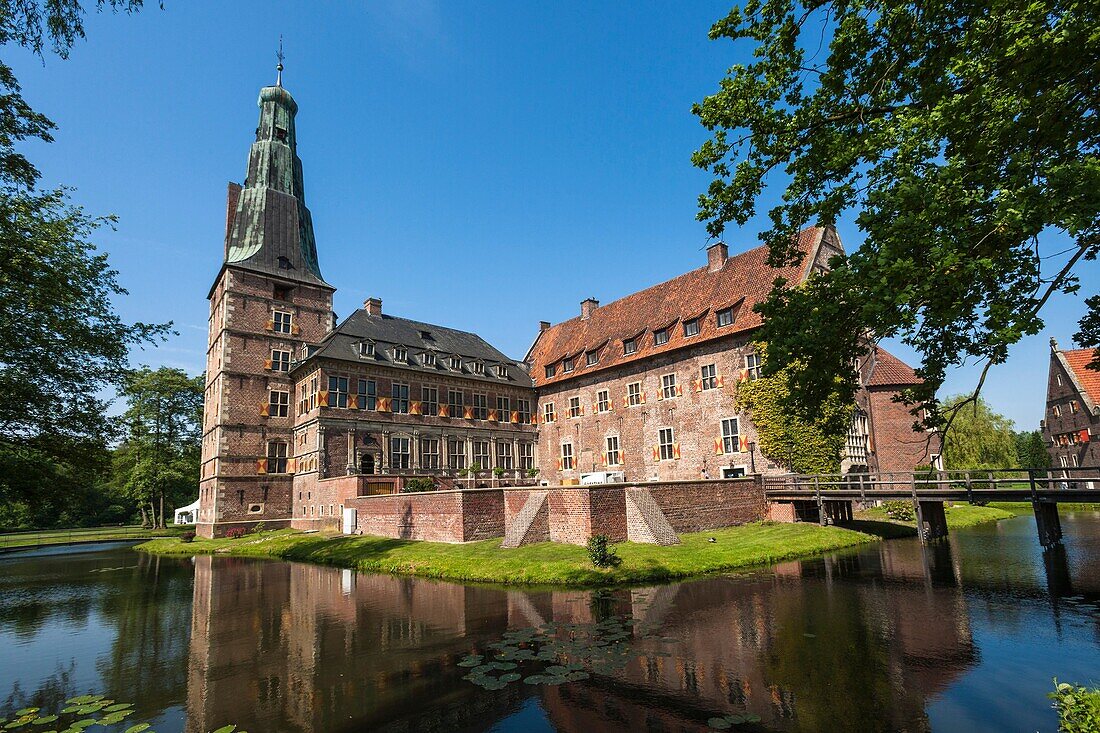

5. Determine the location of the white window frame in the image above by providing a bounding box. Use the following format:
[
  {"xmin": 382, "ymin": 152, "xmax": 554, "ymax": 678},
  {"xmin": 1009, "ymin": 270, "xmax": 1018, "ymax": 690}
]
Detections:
[
  {"xmin": 716, "ymin": 307, "xmax": 734, "ymax": 328},
  {"xmin": 272, "ymin": 310, "xmax": 293, "ymax": 334},
  {"xmin": 561, "ymin": 442, "xmax": 574, "ymax": 471},
  {"xmin": 721, "ymin": 418, "xmax": 739, "ymax": 454},
  {"xmin": 661, "ymin": 373, "xmax": 677, "ymax": 399},
  {"xmin": 268, "ymin": 389, "xmax": 289, "ymax": 418},
  {"xmin": 393, "ymin": 346, "xmax": 408, "ymax": 363},
  {"xmin": 627, "ymin": 381, "xmax": 642, "ymax": 406},
  {"xmin": 654, "ymin": 328, "xmax": 669, "ymax": 346},
  {"xmin": 658, "ymin": 428, "xmax": 675, "ymax": 461},
  {"xmin": 563, "ymin": 357, "xmax": 575, "ymax": 373},
  {"xmin": 683, "ymin": 319, "xmax": 699, "ymax": 337},
  {"xmin": 596, "ymin": 389, "xmax": 610, "ymax": 413},
  {"xmin": 569, "ymin": 396, "xmax": 582, "ymax": 418},
  {"xmin": 745, "ymin": 353, "xmax": 762, "ymax": 380},
  {"xmin": 271, "ymin": 349, "xmax": 291, "ymax": 372},
  {"xmin": 586, "ymin": 350, "xmax": 599, "ymax": 366},
  {"xmin": 390, "ymin": 436, "xmax": 411, "ymax": 469},
  {"xmin": 701, "ymin": 363, "xmax": 717, "ymax": 390},
  {"xmin": 606, "ymin": 435, "xmax": 621, "ymax": 466},
  {"xmin": 544, "ymin": 401, "xmax": 556, "ymax": 422},
  {"xmin": 624, "ymin": 338, "xmax": 637, "ymax": 355}
]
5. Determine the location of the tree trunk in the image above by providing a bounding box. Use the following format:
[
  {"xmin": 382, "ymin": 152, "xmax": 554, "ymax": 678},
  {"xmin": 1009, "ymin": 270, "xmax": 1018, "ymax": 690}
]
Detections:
[
  {"xmin": 159, "ymin": 493, "xmax": 165, "ymax": 529},
  {"xmin": 138, "ymin": 503, "xmax": 149, "ymax": 528}
]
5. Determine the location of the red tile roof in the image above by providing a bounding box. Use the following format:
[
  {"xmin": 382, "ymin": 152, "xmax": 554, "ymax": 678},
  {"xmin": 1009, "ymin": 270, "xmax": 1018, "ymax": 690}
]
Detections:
[
  {"xmin": 529, "ymin": 227, "xmax": 827, "ymax": 387},
  {"xmin": 1063, "ymin": 348, "xmax": 1100, "ymax": 404},
  {"xmin": 866, "ymin": 347, "xmax": 921, "ymax": 387}
]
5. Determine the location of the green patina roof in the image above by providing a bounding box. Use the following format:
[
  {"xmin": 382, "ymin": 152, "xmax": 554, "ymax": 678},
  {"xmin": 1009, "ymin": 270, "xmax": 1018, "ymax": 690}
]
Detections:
[{"xmin": 224, "ymin": 83, "xmax": 328, "ymax": 286}]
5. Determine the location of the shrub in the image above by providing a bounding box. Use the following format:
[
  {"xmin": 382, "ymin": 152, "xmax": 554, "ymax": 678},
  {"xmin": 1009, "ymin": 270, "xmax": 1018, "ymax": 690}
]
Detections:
[
  {"xmin": 251, "ymin": 521, "xmax": 266, "ymax": 534},
  {"xmin": 881, "ymin": 500, "xmax": 915, "ymax": 522},
  {"xmin": 403, "ymin": 477, "xmax": 436, "ymax": 493},
  {"xmin": 526, "ymin": 468, "xmax": 540, "ymax": 478},
  {"xmin": 1050, "ymin": 680, "xmax": 1100, "ymax": 733},
  {"xmin": 493, "ymin": 467, "xmax": 506, "ymax": 478},
  {"xmin": 180, "ymin": 531, "xmax": 196, "ymax": 543},
  {"xmin": 586, "ymin": 534, "xmax": 622, "ymax": 568},
  {"xmin": 224, "ymin": 527, "xmax": 246, "ymax": 539}
]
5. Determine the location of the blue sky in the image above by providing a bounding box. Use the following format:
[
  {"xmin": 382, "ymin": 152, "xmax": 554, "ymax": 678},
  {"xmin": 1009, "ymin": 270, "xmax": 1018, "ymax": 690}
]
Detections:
[{"xmin": 10, "ymin": 0, "xmax": 1096, "ymax": 430}]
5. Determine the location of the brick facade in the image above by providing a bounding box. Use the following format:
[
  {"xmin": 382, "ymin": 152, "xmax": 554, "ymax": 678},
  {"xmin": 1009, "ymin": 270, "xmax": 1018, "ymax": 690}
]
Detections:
[
  {"xmin": 347, "ymin": 488, "xmax": 504, "ymax": 542},
  {"xmin": 1043, "ymin": 341, "xmax": 1099, "ymax": 469}
]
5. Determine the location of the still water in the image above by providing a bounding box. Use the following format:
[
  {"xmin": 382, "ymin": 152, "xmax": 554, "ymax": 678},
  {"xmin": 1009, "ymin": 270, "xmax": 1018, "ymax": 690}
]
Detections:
[{"xmin": 1, "ymin": 514, "xmax": 1098, "ymax": 732}]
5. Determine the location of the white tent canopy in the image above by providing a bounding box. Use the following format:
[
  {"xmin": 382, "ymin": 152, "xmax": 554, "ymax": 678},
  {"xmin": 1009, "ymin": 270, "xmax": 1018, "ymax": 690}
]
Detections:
[{"xmin": 174, "ymin": 499, "xmax": 200, "ymax": 525}]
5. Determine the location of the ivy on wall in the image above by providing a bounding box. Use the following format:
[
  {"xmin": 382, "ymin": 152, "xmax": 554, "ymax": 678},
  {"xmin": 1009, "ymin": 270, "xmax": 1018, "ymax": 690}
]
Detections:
[{"xmin": 736, "ymin": 344, "xmax": 851, "ymax": 474}]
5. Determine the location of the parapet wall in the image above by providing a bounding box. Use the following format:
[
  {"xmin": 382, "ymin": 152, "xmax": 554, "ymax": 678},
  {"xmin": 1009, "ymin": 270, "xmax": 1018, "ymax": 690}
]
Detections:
[{"xmin": 347, "ymin": 488, "xmax": 504, "ymax": 543}]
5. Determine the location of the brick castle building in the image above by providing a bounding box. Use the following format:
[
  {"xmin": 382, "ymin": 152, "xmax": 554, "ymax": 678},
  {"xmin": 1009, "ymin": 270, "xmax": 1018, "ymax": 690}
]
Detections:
[
  {"xmin": 526, "ymin": 228, "xmax": 934, "ymax": 484},
  {"xmin": 196, "ymin": 74, "xmax": 932, "ymax": 536},
  {"xmin": 1043, "ymin": 339, "xmax": 1098, "ymax": 470}
]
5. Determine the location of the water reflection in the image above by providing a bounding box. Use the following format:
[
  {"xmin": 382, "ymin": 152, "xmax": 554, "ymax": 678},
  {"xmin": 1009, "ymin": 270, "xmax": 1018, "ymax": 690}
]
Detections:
[{"xmin": 1, "ymin": 513, "xmax": 1098, "ymax": 733}]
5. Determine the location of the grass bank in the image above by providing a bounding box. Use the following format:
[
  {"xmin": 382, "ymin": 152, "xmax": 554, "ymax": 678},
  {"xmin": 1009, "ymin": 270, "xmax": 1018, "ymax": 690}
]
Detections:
[
  {"xmin": 856, "ymin": 502, "xmax": 1017, "ymax": 532},
  {"xmin": 989, "ymin": 501, "xmax": 1100, "ymax": 513},
  {"xmin": 138, "ymin": 522, "xmax": 875, "ymax": 587},
  {"xmin": 0, "ymin": 525, "xmax": 185, "ymax": 551}
]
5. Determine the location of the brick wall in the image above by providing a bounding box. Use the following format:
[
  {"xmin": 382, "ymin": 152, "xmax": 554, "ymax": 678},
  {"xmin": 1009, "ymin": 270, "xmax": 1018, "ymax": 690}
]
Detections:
[
  {"xmin": 866, "ymin": 388, "xmax": 938, "ymax": 473},
  {"xmin": 1044, "ymin": 352, "xmax": 1100, "ymax": 470},
  {"xmin": 645, "ymin": 478, "xmax": 764, "ymax": 532},
  {"xmin": 348, "ymin": 488, "xmax": 504, "ymax": 543}
]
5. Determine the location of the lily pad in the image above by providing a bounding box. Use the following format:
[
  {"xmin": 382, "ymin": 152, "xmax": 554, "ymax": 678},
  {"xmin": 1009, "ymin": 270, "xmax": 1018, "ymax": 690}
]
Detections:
[
  {"xmin": 708, "ymin": 718, "xmax": 732, "ymax": 730},
  {"xmin": 456, "ymin": 655, "xmax": 483, "ymax": 667},
  {"xmin": 499, "ymin": 672, "xmax": 522, "ymax": 683},
  {"xmin": 124, "ymin": 725, "xmax": 152, "ymax": 733}
]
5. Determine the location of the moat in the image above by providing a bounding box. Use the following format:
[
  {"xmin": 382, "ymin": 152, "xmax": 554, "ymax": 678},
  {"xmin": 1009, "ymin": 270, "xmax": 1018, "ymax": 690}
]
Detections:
[{"xmin": 2, "ymin": 514, "xmax": 1098, "ymax": 732}]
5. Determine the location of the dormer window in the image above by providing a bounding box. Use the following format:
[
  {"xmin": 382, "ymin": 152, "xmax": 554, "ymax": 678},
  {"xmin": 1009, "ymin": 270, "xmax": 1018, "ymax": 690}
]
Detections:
[
  {"xmin": 449, "ymin": 356, "xmax": 462, "ymax": 371},
  {"xmin": 586, "ymin": 350, "xmax": 599, "ymax": 366},
  {"xmin": 545, "ymin": 364, "xmax": 556, "ymax": 379},
  {"xmin": 683, "ymin": 319, "xmax": 699, "ymax": 337},
  {"xmin": 562, "ymin": 357, "xmax": 574, "ymax": 373},
  {"xmin": 419, "ymin": 330, "xmax": 433, "ymax": 340},
  {"xmin": 716, "ymin": 307, "xmax": 734, "ymax": 328},
  {"xmin": 360, "ymin": 341, "xmax": 376, "ymax": 358},
  {"xmin": 496, "ymin": 364, "xmax": 509, "ymax": 378},
  {"xmin": 393, "ymin": 347, "xmax": 408, "ymax": 363},
  {"xmin": 624, "ymin": 337, "xmax": 637, "ymax": 355},
  {"xmin": 277, "ymin": 256, "xmax": 293, "ymax": 270},
  {"xmin": 471, "ymin": 361, "xmax": 484, "ymax": 375},
  {"xmin": 654, "ymin": 328, "xmax": 669, "ymax": 346},
  {"xmin": 423, "ymin": 353, "xmax": 437, "ymax": 367}
]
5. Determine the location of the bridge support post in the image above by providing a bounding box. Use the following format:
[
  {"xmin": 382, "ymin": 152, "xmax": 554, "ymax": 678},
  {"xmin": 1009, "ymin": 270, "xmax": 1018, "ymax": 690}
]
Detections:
[
  {"xmin": 1032, "ymin": 500, "xmax": 1062, "ymax": 549},
  {"xmin": 915, "ymin": 500, "xmax": 948, "ymax": 543}
]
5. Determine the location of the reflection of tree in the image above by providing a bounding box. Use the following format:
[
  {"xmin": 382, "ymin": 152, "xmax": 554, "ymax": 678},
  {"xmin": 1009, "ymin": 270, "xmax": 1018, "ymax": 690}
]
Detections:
[
  {"xmin": 1, "ymin": 661, "xmax": 77, "ymax": 720},
  {"xmin": 764, "ymin": 585, "xmax": 919, "ymax": 732}
]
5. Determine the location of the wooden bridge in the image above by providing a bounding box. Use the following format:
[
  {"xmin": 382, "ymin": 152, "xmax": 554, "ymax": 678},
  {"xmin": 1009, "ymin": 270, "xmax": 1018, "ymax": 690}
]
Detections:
[{"xmin": 763, "ymin": 467, "xmax": 1100, "ymax": 548}]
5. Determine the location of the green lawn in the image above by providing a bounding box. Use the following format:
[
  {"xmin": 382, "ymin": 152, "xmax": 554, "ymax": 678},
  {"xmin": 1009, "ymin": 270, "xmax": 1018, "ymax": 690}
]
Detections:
[
  {"xmin": 989, "ymin": 501, "xmax": 1100, "ymax": 513},
  {"xmin": 0, "ymin": 525, "xmax": 186, "ymax": 551},
  {"xmin": 138, "ymin": 522, "xmax": 876, "ymax": 587},
  {"xmin": 856, "ymin": 502, "xmax": 1018, "ymax": 531}
]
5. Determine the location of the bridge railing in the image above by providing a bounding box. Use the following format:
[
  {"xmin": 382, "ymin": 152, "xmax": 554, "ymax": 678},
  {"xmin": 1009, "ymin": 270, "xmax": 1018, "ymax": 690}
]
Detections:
[{"xmin": 762, "ymin": 466, "xmax": 1100, "ymax": 495}]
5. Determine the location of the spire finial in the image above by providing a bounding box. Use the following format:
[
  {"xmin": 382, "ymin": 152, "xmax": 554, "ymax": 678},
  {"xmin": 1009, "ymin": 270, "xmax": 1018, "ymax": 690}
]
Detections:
[{"xmin": 276, "ymin": 35, "xmax": 284, "ymax": 87}]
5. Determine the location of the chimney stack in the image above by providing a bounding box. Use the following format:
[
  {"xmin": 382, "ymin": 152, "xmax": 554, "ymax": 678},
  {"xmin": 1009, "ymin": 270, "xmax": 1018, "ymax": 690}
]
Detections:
[
  {"xmin": 707, "ymin": 241, "xmax": 729, "ymax": 272},
  {"xmin": 539, "ymin": 320, "xmax": 551, "ymax": 332},
  {"xmin": 364, "ymin": 297, "xmax": 383, "ymax": 316},
  {"xmin": 581, "ymin": 298, "xmax": 599, "ymax": 320}
]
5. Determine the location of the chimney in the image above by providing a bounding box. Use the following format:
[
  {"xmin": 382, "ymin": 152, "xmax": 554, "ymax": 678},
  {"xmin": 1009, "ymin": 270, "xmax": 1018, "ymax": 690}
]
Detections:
[
  {"xmin": 707, "ymin": 241, "xmax": 729, "ymax": 272},
  {"xmin": 1050, "ymin": 336, "xmax": 1059, "ymax": 353},
  {"xmin": 364, "ymin": 297, "xmax": 382, "ymax": 316},
  {"xmin": 539, "ymin": 320, "xmax": 551, "ymax": 332},
  {"xmin": 580, "ymin": 298, "xmax": 599, "ymax": 320}
]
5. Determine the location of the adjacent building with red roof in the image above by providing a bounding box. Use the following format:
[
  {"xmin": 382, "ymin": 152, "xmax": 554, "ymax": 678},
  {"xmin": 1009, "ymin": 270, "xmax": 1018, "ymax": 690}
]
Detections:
[
  {"xmin": 526, "ymin": 227, "xmax": 934, "ymax": 483},
  {"xmin": 1043, "ymin": 340, "xmax": 1099, "ymax": 470}
]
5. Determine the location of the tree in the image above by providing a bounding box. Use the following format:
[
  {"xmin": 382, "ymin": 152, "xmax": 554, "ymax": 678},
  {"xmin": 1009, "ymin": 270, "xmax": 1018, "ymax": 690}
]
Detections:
[
  {"xmin": 1015, "ymin": 430, "xmax": 1051, "ymax": 470},
  {"xmin": 736, "ymin": 344, "xmax": 850, "ymax": 474},
  {"xmin": 939, "ymin": 395, "xmax": 1018, "ymax": 470},
  {"xmin": 0, "ymin": 1, "xmax": 165, "ymax": 527},
  {"xmin": 115, "ymin": 367, "xmax": 202, "ymax": 528},
  {"xmin": 692, "ymin": 0, "xmax": 1100, "ymax": 433}
]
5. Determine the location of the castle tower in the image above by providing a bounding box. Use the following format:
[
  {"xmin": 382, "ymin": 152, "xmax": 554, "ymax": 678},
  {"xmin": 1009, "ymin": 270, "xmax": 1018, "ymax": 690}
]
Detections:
[{"xmin": 196, "ymin": 69, "xmax": 335, "ymax": 538}]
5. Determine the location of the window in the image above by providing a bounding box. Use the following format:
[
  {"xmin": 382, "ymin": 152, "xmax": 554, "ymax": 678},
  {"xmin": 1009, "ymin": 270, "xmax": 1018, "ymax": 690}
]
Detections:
[
  {"xmin": 586, "ymin": 350, "xmax": 599, "ymax": 366},
  {"xmin": 569, "ymin": 396, "xmax": 582, "ymax": 418},
  {"xmin": 517, "ymin": 399, "xmax": 532, "ymax": 423},
  {"xmin": 419, "ymin": 330, "xmax": 433, "ymax": 340},
  {"xmin": 545, "ymin": 364, "xmax": 557, "ymax": 379},
  {"xmin": 328, "ymin": 376, "xmax": 349, "ymax": 408},
  {"xmin": 716, "ymin": 308, "xmax": 734, "ymax": 328},
  {"xmin": 1071, "ymin": 453, "xmax": 1080, "ymax": 467},
  {"xmin": 1059, "ymin": 455, "xmax": 1069, "ymax": 468},
  {"xmin": 745, "ymin": 353, "xmax": 762, "ymax": 380},
  {"xmin": 420, "ymin": 437, "xmax": 440, "ymax": 470},
  {"xmin": 683, "ymin": 319, "xmax": 699, "ymax": 337},
  {"xmin": 1056, "ymin": 374, "xmax": 1063, "ymax": 386},
  {"xmin": 721, "ymin": 418, "xmax": 739, "ymax": 454},
  {"xmin": 519, "ymin": 443, "xmax": 534, "ymax": 470},
  {"xmin": 701, "ymin": 364, "xmax": 717, "ymax": 390},
  {"xmin": 267, "ymin": 441, "xmax": 289, "ymax": 474},
  {"xmin": 497, "ymin": 364, "xmax": 509, "ymax": 378},
  {"xmin": 423, "ymin": 352, "xmax": 437, "ymax": 367},
  {"xmin": 627, "ymin": 382, "xmax": 643, "ymax": 406},
  {"xmin": 360, "ymin": 341, "xmax": 375, "ymax": 358},
  {"xmin": 1071, "ymin": 400, "xmax": 1080, "ymax": 414},
  {"xmin": 624, "ymin": 338, "xmax": 637, "ymax": 355},
  {"xmin": 496, "ymin": 442, "xmax": 513, "ymax": 470},
  {"xmin": 844, "ymin": 411, "xmax": 869, "ymax": 465},
  {"xmin": 271, "ymin": 349, "xmax": 291, "ymax": 372},
  {"xmin": 561, "ymin": 443, "xmax": 574, "ymax": 471},
  {"xmin": 450, "ymin": 356, "xmax": 462, "ymax": 371},
  {"xmin": 473, "ymin": 440, "xmax": 491, "ymax": 469},
  {"xmin": 1053, "ymin": 404, "xmax": 1062, "ymax": 418},
  {"xmin": 497, "ymin": 396, "xmax": 510, "ymax": 422},
  {"xmin": 422, "ymin": 386, "xmax": 438, "ymax": 416},
  {"xmin": 268, "ymin": 390, "xmax": 289, "ymax": 418},
  {"xmin": 596, "ymin": 389, "xmax": 610, "ymax": 413},
  {"xmin": 358, "ymin": 379, "xmax": 376, "ymax": 411},
  {"xmin": 544, "ymin": 401, "xmax": 556, "ymax": 423},
  {"xmin": 448, "ymin": 439, "xmax": 467, "ymax": 471},
  {"xmin": 391, "ymin": 382, "xmax": 410, "ymax": 414},
  {"xmin": 661, "ymin": 374, "xmax": 677, "ymax": 399},
  {"xmin": 654, "ymin": 328, "xmax": 669, "ymax": 346},
  {"xmin": 309, "ymin": 375, "xmax": 318, "ymax": 411},
  {"xmin": 273, "ymin": 310, "xmax": 292, "ymax": 334},
  {"xmin": 658, "ymin": 428, "xmax": 675, "ymax": 461},
  {"xmin": 606, "ymin": 435, "xmax": 621, "ymax": 466},
  {"xmin": 393, "ymin": 347, "xmax": 408, "ymax": 363},
  {"xmin": 471, "ymin": 361, "xmax": 485, "ymax": 375},
  {"xmin": 390, "ymin": 437, "xmax": 411, "ymax": 469},
  {"xmin": 298, "ymin": 383, "xmax": 309, "ymax": 415},
  {"xmin": 472, "ymin": 393, "xmax": 488, "ymax": 420},
  {"xmin": 448, "ymin": 389, "xmax": 464, "ymax": 418},
  {"xmin": 563, "ymin": 357, "xmax": 575, "ymax": 373}
]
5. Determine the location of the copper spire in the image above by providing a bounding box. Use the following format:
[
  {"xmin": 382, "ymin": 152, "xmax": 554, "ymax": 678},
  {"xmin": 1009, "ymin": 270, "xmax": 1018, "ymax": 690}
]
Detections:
[{"xmin": 276, "ymin": 35, "xmax": 284, "ymax": 87}]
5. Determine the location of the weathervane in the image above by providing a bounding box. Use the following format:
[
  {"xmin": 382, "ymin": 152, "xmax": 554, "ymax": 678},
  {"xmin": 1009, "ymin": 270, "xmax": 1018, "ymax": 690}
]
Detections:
[{"xmin": 276, "ymin": 35, "xmax": 284, "ymax": 87}]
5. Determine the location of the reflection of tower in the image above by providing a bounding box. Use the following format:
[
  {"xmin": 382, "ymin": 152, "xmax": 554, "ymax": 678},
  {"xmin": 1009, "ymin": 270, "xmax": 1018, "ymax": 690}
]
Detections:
[{"xmin": 196, "ymin": 58, "xmax": 335, "ymax": 538}]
